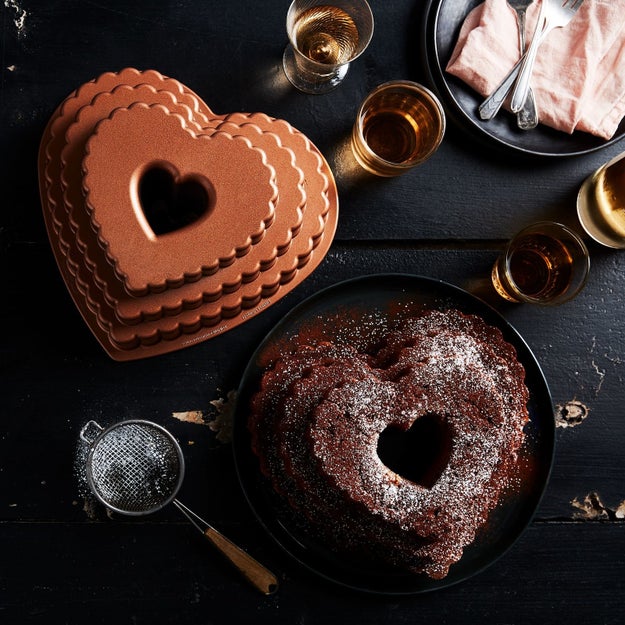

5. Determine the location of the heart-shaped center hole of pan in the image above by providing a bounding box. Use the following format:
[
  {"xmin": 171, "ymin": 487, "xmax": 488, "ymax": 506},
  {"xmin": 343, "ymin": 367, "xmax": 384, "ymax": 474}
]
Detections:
[
  {"xmin": 377, "ymin": 412, "xmax": 452, "ymax": 489},
  {"xmin": 138, "ymin": 165, "xmax": 214, "ymax": 236}
]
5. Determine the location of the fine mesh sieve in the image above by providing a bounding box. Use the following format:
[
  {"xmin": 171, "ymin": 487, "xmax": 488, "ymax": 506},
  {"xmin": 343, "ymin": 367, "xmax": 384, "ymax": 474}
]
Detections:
[
  {"xmin": 79, "ymin": 419, "xmax": 278, "ymax": 595},
  {"xmin": 81, "ymin": 420, "xmax": 184, "ymax": 515}
]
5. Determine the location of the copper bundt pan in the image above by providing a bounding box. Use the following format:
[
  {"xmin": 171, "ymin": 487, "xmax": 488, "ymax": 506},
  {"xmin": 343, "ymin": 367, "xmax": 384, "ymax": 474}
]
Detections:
[{"xmin": 39, "ymin": 68, "xmax": 338, "ymax": 360}]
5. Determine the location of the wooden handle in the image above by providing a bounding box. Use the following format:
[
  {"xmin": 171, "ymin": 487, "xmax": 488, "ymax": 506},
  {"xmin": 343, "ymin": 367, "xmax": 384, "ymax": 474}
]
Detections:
[{"xmin": 204, "ymin": 526, "xmax": 279, "ymax": 595}]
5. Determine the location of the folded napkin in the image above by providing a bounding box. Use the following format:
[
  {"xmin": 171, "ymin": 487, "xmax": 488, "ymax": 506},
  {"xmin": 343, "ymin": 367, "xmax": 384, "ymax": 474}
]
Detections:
[{"xmin": 446, "ymin": 0, "xmax": 625, "ymax": 138}]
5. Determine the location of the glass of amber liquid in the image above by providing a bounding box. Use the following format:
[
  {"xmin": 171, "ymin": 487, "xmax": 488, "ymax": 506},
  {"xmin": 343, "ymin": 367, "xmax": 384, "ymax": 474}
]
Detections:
[
  {"xmin": 577, "ymin": 151, "xmax": 625, "ymax": 249},
  {"xmin": 491, "ymin": 222, "xmax": 590, "ymax": 305},
  {"xmin": 351, "ymin": 81, "xmax": 446, "ymax": 177},
  {"xmin": 283, "ymin": 0, "xmax": 374, "ymax": 94}
]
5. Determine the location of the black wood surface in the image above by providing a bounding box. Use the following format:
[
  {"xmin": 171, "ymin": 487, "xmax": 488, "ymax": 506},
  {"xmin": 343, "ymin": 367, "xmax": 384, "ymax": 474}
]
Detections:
[{"xmin": 1, "ymin": 1, "xmax": 624, "ymax": 623}]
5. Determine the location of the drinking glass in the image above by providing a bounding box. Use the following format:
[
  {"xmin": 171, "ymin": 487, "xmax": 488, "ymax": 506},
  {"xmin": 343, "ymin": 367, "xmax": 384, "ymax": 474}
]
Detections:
[
  {"xmin": 491, "ymin": 222, "xmax": 590, "ymax": 305},
  {"xmin": 282, "ymin": 0, "xmax": 374, "ymax": 94},
  {"xmin": 351, "ymin": 81, "xmax": 445, "ymax": 177},
  {"xmin": 577, "ymin": 151, "xmax": 625, "ymax": 249}
]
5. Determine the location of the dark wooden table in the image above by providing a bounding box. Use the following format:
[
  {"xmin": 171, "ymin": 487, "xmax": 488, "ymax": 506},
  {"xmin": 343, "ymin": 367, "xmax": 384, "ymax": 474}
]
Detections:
[{"xmin": 2, "ymin": 1, "xmax": 624, "ymax": 623}]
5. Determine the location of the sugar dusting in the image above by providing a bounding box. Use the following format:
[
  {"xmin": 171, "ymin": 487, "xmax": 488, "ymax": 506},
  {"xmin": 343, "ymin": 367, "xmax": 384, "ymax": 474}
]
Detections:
[
  {"xmin": 4, "ymin": 1, "xmax": 27, "ymax": 37},
  {"xmin": 249, "ymin": 308, "xmax": 530, "ymax": 579}
]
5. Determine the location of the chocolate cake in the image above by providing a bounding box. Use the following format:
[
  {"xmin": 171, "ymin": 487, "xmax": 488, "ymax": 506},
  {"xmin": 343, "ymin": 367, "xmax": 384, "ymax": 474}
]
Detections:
[{"xmin": 248, "ymin": 309, "xmax": 530, "ymax": 579}]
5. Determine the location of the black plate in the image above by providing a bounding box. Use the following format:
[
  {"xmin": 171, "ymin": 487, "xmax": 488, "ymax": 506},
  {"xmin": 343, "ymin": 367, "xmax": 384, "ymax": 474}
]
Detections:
[
  {"xmin": 233, "ymin": 275, "xmax": 555, "ymax": 594},
  {"xmin": 422, "ymin": 0, "xmax": 625, "ymax": 157}
]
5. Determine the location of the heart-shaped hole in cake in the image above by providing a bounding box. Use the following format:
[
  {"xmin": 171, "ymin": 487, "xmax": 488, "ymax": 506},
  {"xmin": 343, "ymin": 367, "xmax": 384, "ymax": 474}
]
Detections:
[
  {"xmin": 377, "ymin": 413, "xmax": 452, "ymax": 488},
  {"xmin": 137, "ymin": 164, "xmax": 214, "ymax": 236}
]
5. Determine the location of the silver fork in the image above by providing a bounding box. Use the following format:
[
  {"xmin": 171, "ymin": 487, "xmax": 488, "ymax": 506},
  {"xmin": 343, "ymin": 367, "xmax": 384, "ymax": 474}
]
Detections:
[
  {"xmin": 507, "ymin": 0, "xmax": 538, "ymax": 129},
  {"xmin": 510, "ymin": 0, "xmax": 584, "ymax": 113}
]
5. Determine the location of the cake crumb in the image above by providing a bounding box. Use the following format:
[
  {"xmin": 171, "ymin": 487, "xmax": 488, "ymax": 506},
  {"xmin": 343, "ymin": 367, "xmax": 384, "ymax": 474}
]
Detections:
[
  {"xmin": 171, "ymin": 391, "xmax": 237, "ymax": 444},
  {"xmin": 208, "ymin": 390, "xmax": 237, "ymax": 443},
  {"xmin": 571, "ymin": 492, "xmax": 625, "ymax": 521},
  {"xmin": 555, "ymin": 400, "xmax": 589, "ymax": 428},
  {"xmin": 82, "ymin": 496, "xmax": 99, "ymax": 520},
  {"xmin": 171, "ymin": 410, "xmax": 208, "ymax": 425}
]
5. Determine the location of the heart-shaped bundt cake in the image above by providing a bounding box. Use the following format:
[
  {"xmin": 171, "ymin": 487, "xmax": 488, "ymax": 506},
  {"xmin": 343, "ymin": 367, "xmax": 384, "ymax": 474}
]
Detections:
[{"xmin": 248, "ymin": 309, "xmax": 530, "ymax": 579}]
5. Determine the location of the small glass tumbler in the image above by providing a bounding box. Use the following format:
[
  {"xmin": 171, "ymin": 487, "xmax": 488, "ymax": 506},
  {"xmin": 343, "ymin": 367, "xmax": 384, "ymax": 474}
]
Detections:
[
  {"xmin": 283, "ymin": 0, "xmax": 374, "ymax": 94},
  {"xmin": 491, "ymin": 222, "xmax": 590, "ymax": 305},
  {"xmin": 577, "ymin": 151, "xmax": 625, "ymax": 249},
  {"xmin": 351, "ymin": 81, "xmax": 445, "ymax": 177}
]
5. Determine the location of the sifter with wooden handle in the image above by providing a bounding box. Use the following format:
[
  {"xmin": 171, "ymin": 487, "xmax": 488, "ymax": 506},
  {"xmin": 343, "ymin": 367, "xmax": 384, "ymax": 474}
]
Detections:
[{"xmin": 79, "ymin": 419, "xmax": 279, "ymax": 595}]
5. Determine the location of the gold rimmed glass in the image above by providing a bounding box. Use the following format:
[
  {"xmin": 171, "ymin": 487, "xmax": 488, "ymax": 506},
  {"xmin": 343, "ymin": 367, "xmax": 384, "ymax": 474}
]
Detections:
[
  {"xmin": 577, "ymin": 151, "xmax": 625, "ymax": 249},
  {"xmin": 283, "ymin": 0, "xmax": 374, "ymax": 94}
]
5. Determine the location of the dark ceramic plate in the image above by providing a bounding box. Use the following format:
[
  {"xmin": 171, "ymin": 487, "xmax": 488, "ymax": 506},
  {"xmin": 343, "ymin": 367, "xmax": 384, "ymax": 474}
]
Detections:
[
  {"xmin": 233, "ymin": 274, "xmax": 555, "ymax": 594},
  {"xmin": 422, "ymin": 0, "xmax": 625, "ymax": 157}
]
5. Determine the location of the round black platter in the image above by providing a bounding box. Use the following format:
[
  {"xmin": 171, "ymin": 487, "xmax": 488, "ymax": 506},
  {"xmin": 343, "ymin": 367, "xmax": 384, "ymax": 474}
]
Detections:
[
  {"xmin": 233, "ymin": 274, "xmax": 555, "ymax": 594},
  {"xmin": 421, "ymin": 0, "xmax": 625, "ymax": 157}
]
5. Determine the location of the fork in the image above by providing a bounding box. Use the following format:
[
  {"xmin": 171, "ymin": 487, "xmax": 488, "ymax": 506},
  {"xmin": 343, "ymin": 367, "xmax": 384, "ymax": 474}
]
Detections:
[
  {"xmin": 510, "ymin": 0, "xmax": 584, "ymax": 113},
  {"xmin": 478, "ymin": 0, "xmax": 583, "ymax": 121},
  {"xmin": 507, "ymin": 0, "xmax": 538, "ymax": 129}
]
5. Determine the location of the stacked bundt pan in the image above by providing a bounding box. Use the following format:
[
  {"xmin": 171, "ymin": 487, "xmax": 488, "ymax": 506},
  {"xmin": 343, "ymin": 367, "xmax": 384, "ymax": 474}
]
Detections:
[{"xmin": 39, "ymin": 68, "xmax": 338, "ymax": 360}]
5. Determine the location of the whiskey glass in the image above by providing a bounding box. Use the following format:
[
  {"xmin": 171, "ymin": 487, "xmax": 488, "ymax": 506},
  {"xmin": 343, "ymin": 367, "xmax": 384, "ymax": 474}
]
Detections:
[
  {"xmin": 351, "ymin": 81, "xmax": 445, "ymax": 177},
  {"xmin": 491, "ymin": 222, "xmax": 590, "ymax": 305},
  {"xmin": 282, "ymin": 0, "xmax": 374, "ymax": 94}
]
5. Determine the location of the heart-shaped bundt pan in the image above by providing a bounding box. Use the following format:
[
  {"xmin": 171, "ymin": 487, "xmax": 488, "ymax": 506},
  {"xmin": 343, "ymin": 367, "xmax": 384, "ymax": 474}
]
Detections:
[
  {"xmin": 57, "ymin": 84, "xmax": 314, "ymax": 324},
  {"xmin": 83, "ymin": 103, "xmax": 278, "ymax": 295},
  {"xmin": 39, "ymin": 68, "xmax": 338, "ymax": 360}
]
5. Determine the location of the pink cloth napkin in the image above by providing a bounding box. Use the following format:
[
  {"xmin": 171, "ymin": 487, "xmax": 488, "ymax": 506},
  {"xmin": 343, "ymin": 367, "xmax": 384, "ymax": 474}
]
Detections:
[{"xmin": 446, "ymin": 0, "xmax": 625, "ymax": 138}]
